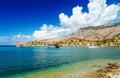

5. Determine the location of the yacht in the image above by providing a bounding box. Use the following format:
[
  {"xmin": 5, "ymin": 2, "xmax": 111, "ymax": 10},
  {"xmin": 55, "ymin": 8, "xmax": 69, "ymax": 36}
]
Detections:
[{"xmin": 48, "ymin": 43, "xmax": 59, "ymax": 48}]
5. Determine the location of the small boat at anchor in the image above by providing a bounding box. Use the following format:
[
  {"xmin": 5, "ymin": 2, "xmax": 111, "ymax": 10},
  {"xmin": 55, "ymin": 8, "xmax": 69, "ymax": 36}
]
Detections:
[
  {"xmin": 88, "ymin": 45, "xmax": 99, "ymax": 48},
  {"xmin": 48, "ymin": 43, "xmax": 59, "ymax": 48}
]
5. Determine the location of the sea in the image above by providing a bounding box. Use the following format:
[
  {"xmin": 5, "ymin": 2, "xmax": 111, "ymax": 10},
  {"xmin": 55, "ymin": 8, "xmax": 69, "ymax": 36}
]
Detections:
[{"xmin": 0, "ymin": 46, "xmax": 120, "ymax": 78}]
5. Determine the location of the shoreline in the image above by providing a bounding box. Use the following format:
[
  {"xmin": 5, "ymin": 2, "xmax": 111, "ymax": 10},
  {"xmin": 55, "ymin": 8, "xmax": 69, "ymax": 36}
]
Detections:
[
  {"xmin": 78, "ymin": 63, "xmax": 120, "ymax": 78},
  {"xmin": 22, "ymin": 33, "xmax": 120, "ymax": 47},
  {"xmin": 6, "ymin": 59, "xmax": 120, "ymax": 78}
]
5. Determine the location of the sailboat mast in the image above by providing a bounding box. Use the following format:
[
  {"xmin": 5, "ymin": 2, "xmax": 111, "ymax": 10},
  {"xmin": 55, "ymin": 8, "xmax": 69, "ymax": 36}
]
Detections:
[
  {"xmin": 17, "ymin": 32, "xmax": 22, "ymax": 43},
  {"xmin": 19, "ymin": 32, "xmax": 22, "ymax": 42},
  {"xmin": 16, "ymin": 32, "xmax": 23, "ymax": 48}
]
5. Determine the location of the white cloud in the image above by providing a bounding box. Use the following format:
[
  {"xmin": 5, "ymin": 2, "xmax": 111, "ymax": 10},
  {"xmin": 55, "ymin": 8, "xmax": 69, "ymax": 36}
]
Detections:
[
  {"xmin": 32, "ymin": 0, "xmax": 120, "ymax": 40},
  {"xmin": 0, "ymin": 34, "xmax": 32, "ymax": 45},
  {"xmin": 33, "ymin": 24, "xmax": 71, "ymax": 39},
  {"xmin": 0, "ymin": 36, "xmax": 14, "ymax": 44},
  {"xmin": 14, "ymin": 34, "xmax": 31, "ymax": 39},
  {"xmin": 0, "ymin": 36, "xmax": 9, "ymax": 42},
  {"xmin": 59, "ymin": 0, "xmax": 120, "ymax": 26}
]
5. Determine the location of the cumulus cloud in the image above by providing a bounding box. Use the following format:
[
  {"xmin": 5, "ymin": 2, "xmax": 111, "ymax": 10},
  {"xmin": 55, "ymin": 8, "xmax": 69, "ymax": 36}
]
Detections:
[
  {"xmin": 59, "ymin": 0, "xmax": 120, "ymax": 26},
  {"xmin": 33, "ymin": 24, "xmax": 71, "ymax": 39},
  {"xmin": 33, "ymin": 0, "xmax": 120, "ymax": 39}
]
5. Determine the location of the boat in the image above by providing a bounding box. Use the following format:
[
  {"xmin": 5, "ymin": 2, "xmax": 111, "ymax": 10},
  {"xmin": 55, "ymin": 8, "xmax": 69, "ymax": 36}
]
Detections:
[
  {"xmin": 88, "ymin": 42, "xmax": 99, "ymax": 48},
  {"xmin": 16, "ymin": 42, "xmax": 23, "ymax": 48},
  {"xmin": 48, "ymin": 43, "xmax": 59, "ymax": 48},
  {"xmin": 88, "ymin": 45, "xmax": 99, "ymax": 48}
]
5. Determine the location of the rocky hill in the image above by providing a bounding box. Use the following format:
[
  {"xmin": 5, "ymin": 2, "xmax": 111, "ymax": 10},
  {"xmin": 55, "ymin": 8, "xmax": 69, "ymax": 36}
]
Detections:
[
  {"xmin": 68, "ymin": 22, "xmax": 120, "ymax": 41},
  {"xmin": 24, "ymin": 22, "xmax": 120, "ymax": 47}
]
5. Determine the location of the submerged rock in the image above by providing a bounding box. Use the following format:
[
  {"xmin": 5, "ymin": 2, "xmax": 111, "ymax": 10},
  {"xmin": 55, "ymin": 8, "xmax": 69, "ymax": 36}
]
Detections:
[{"xmin": 79, "ymin": 63, "xmax": 120, "ymax": 78}]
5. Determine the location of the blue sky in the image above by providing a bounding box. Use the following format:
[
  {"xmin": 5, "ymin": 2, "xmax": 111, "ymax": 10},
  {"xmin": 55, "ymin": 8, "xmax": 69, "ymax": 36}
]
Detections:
[
  {"xmin": 0, "ymin": 0, "xmax": 88, "ymax": 36},
  {"xmin": 0, "ymin": 0, "xmax": 120, "ymax": 44}
]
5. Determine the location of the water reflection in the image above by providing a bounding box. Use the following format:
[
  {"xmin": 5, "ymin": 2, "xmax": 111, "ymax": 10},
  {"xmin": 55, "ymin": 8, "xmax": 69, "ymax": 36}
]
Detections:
[
  {"xmin": 33, "ymin": 47, "xmax": 48, "ymax": 68},
  {"xmin": 0, "ymin": 46, "xmax": 120, "ymax": 76}
]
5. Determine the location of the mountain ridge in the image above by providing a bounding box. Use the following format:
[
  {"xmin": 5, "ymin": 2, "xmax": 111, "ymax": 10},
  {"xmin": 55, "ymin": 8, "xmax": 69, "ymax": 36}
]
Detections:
[{"xmin": 68, "ymin": 22, "xmax": 120, "ymax": 41}]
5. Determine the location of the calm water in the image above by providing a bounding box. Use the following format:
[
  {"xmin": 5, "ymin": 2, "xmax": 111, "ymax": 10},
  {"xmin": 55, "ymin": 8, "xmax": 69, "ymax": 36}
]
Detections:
[{"xmin": 0, "ymin": 46, "xmax": 120, "ymax": 77}]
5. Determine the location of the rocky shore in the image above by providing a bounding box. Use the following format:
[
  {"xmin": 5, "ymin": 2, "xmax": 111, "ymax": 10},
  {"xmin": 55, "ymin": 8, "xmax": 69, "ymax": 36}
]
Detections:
[{"xmin": 78, "ymin": 63, "xmax": 120, "ymax": 78}]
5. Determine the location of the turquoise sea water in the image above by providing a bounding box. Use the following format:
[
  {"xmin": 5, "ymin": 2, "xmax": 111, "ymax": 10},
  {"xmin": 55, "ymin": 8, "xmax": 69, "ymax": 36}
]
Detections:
[{"xmin": 0, "ymin": 46, "xmax": 120, "ymax": 77}]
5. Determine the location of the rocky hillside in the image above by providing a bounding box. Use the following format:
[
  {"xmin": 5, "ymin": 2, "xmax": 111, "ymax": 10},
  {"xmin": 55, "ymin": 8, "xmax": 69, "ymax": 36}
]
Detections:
[
  {"xmin": 24, "ymin": 22, "xmax": 120, "ymax": 47},
  {"xmin": 69, "ymin": 22, "xmax": 120, "ymax": 41}
]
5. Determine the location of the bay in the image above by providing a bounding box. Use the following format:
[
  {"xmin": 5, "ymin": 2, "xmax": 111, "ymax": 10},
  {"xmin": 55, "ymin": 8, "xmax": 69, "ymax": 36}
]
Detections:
[{"xmin": 0, "ymin": 46, "xmax": 120, "ymax": 77}]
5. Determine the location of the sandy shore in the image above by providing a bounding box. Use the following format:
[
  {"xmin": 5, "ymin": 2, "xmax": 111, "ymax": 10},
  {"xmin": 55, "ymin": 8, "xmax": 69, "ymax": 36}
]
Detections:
[{"xmin": 6, "ymin": 59, "xmax": 120, "ymax": 78}]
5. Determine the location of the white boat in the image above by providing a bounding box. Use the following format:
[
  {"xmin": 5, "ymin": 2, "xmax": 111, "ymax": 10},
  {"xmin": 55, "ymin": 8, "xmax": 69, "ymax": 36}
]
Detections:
[
  {"xmin": 88, "ymin": 46, "xmax": 99, "ymax": 48},
  {"xmin": 16, "ymin": 42, "xmax": 23, "ymax": 48}
]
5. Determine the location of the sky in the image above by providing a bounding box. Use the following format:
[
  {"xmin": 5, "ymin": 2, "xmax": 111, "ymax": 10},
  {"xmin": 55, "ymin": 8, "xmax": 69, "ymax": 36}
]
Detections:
[{"xmin": 0, "ymin": 0, "xmax": 120, "ymax": 45}]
